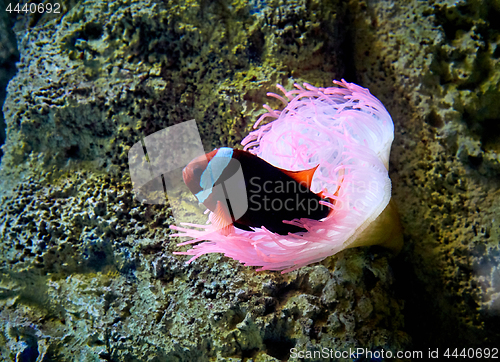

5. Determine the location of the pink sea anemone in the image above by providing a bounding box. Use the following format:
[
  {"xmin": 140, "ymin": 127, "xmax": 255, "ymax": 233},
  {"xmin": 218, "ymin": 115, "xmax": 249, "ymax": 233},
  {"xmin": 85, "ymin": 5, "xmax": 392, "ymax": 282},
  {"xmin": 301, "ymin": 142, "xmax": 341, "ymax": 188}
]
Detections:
[{"xmin": 171, "ymin": 80, "xmax": 402, "ymax": 273}]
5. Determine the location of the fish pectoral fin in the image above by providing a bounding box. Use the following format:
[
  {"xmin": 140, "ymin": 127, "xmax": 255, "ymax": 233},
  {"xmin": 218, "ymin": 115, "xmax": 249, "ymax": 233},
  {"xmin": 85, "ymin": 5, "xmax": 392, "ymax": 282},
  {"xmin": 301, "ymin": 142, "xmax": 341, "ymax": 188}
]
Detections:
[
  {"xmin": 333, "ymin": 168, "xmax": 345, "ymax": 197},
  {"xmin": 277, "ymin": 164, "xmax": 319, "ymax": 189},
  {"xmin": 211, "ymin": 200, "xmax": 235, "ymax": 236},
  {"xmin": 318, "ymin": 168, "xmax": 345, "ymax": 202},
  {"xmin": 318, "ymin": 189, "xmax": 329, "ymax": 200}
]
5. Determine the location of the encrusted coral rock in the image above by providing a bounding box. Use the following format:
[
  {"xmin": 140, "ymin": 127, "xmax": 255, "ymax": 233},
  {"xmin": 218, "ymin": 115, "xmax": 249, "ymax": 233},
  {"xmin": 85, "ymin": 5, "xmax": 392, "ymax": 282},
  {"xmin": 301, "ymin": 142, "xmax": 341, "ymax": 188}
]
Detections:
[
  {"xmin": 351, "ymin": 0, "xmax": 500, "ymax": 348},
  {"xmin": 0, "ymin": 0, "xmax": 410, "ymax": 360},
  {"xmin": 2, "ymin": 0, "xmax": 498, "ymax": 359}
]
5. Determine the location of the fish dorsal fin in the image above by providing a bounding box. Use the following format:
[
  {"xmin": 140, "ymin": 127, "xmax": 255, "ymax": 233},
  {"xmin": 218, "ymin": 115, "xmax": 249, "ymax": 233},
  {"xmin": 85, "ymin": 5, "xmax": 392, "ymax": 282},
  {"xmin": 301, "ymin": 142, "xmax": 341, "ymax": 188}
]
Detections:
[
  {"xmin": 211, "ymin": 200, "xmax": 235, "ymax": 236},
  {"xmin": 277, "ymin": 165, "xmax": 319, "ymax": 189}
]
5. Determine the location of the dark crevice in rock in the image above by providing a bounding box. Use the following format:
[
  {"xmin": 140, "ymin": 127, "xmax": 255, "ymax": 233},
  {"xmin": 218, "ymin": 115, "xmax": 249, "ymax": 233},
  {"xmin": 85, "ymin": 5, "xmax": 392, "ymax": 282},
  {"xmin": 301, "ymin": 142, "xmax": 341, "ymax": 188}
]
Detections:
[
  {"xmin": 0, "ymin": 10, "xmax": 19, "ymax": 162},
  {"xmin": 339, "ymin": 2, "xmax": 359, "ymax": 84}
]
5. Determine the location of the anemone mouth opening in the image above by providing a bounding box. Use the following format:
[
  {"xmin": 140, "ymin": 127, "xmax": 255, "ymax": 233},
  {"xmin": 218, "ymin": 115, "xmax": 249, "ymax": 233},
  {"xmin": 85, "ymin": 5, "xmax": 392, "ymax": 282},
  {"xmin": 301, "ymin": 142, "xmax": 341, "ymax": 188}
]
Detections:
[{"xmin": 172, "ymin": 80, "xmax": 396, "ymax": 272}]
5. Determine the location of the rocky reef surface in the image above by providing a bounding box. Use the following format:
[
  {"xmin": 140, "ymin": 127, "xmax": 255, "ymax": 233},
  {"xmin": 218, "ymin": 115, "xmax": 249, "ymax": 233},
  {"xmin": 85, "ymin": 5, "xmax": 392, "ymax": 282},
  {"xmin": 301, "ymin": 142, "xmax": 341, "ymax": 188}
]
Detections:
[
  {"xmin": 0, "ymin": 0, "xmax": 498, "ymax": 360},
  {"xmin": 350, "ymin": 0, "xmax": 500, "ymax": 349}
]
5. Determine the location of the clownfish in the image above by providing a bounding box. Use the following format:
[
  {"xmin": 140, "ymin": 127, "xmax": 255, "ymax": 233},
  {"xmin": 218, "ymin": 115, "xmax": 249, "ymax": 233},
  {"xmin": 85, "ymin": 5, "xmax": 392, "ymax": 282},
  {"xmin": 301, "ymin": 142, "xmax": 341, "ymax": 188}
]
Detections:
[{"xmin": 182, "ymin": 147, "xmax": 334, "ymax": 235}]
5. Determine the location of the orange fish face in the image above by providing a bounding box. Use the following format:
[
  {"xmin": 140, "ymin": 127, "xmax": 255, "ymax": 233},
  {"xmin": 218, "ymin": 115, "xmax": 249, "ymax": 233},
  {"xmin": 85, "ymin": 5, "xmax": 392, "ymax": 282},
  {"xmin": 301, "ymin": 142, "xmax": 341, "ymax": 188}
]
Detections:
[{"xmin": 182, "ymin": 149, "xmax": 218, "ymax": 195}]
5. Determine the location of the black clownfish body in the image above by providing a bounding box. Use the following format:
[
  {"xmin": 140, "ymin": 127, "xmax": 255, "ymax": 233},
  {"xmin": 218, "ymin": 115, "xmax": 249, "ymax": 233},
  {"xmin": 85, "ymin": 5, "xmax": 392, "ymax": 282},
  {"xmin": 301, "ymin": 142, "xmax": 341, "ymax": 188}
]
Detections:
[{"xmin": 182, "ymin": 147, "xmax": 332, "ymax": 235}]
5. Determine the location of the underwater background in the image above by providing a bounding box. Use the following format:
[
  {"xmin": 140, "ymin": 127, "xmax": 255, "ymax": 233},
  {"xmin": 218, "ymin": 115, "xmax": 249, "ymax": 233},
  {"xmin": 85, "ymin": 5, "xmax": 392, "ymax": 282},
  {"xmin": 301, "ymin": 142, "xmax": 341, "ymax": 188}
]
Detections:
[{"xmin": 0, "ymin": 0, "xmax": 499, "ymax": 361}]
